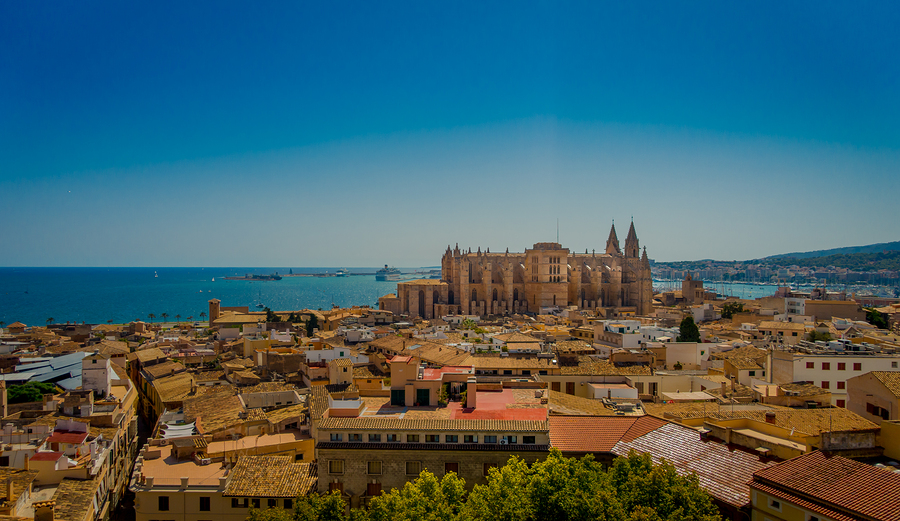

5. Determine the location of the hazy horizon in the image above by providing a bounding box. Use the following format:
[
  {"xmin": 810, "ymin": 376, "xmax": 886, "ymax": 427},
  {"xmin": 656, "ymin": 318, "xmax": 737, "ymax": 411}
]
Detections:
[{"xmin": 3, "ymin": 2, "xmax": 898, "ymax": 267}]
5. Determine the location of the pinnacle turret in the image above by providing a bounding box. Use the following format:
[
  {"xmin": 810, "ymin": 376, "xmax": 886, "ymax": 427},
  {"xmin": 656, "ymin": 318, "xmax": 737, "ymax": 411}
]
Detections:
[
  {"xmin": 605, "ymin": 223, "xmax": 620, "ymax": 255},
  {"xmin": 624, "ymin": 220, "xmax": 639, "ymax": 258}
]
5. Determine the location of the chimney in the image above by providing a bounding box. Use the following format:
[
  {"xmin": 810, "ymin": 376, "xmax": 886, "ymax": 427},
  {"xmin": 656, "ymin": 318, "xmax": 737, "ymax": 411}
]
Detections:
[
  {"xmin": 180, "ymin": 477, "xmax": 189, "ymax": 489},
  {"xmin": 219, "ymin": 477, "xmax": 228, "ymax": 489},
  {"xmin": 720, "ymin": 381, "xmax": 726, "ymax": 398},
  {"xmin": 145, "ymin": 476, "xmax": 154, "ymax": 487},
  {"xmin": 24, "ymin": 455, "xmax": 29, "ymax": 471},
  {"xmin": 466, "ymin": 377, "xmax": 477, "ymax": 409},
  {"xmin": 765, "ymin": 411, "xmax": 776, "ymax": 424},
  {"xmin": 6, "ymin": 478, "xmax": 12, "ymax": 502},
  {"xmin": 34, "ymin": 500, "xmax": 55, "ymax": 521}
]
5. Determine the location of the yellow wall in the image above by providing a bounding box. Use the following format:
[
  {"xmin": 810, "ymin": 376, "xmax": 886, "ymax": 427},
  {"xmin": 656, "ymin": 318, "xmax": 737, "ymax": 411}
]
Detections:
[{"xmin": 880, "ymin": 420, "xmax": 900, "ymax": 460}]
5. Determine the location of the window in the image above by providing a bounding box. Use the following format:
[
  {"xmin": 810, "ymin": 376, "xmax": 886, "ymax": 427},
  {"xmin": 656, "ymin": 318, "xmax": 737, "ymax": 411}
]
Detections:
[
  {"xmin": 268, "ymin": 499, "xmax": 277, "ymax": 508},
  {"xmin": 349, "ymin": 433, "xmax": 362, "ymax": 442},
  {"xmin": 295, "ymin": 454, "xmax": 304, "ymax": 461},
  {"xmin": 386, "ymin": 434, "xmax": 398, "ymax": 442},
  {"xmin": 503, "ymin": 370, "xmax": 513, "ymax": 375},
  {"xmin": 232, "ymin": 498, "xmax": 249, "ymax": 508},
  {"xmin": 329, "ymin": 482, "xmax": 343, "ymax": 493},
  {"xmin": 369, "ymin": 434, "xmax": 381, "ymax": 442},
  {"xmin": 367, "ymin": 461, "xmax": 382, "ymax": 475},
  {"xmin": 822, "ymin": 363, "xmax": 830, "ymax": 370},
  {"xmin": 523, "ymin": 436, "xmax": 536, "ymax": 444},
  {"xmin": 284, "ymin": 499, "xmax": 292, "ymax": 510},
  {"xmin": 329, "ymin": 460, "xmax": 344, "ymax": 474},
  {"xmin": 407, "ymin": 434, "xmax": 419, "ymax": 443},
  {"xmin": 836, "ymin": 400, "xmax": 845, "ymax": 408},
  {"xmin": 425, "ymin": 434, "xmax": 439, "ymax": 443},
  {"xmin": 838, "ymin": 362, "xmax": 846, "ymax": 370},
  {"xmin": 821, "ymin": 381, "xmax": 830, "ymax": 389},
  {"xmin": 769, "ymin": 499, "xmax": 781, "ymax": 512},
  {"xmin": 806, "ymin": 362, "xmax": 814, "ymax": 369},
  {"xmin": 252, "ymin": 499, "xmax": 261, "ymax": 509},
  {"xmin": 445, "ymin": 462, "xmax": 459, "ymax": 474},
  {"xmin": 330, "ymin": 433, "xmax": 343, "ymax": 441},
  {"xmin": 853, "ymin": 363, "xmax": 862, "ymax": 371},
  {"xmin": 837, "ymin": 381, "xmax": 845, "ymax": 390},
  {"xmin": 406, "ymin": 461, "xmax": 421, "ymax": 475},
  {"xmin": 522, "ymin": 370, "xmax": 530, "ymax": 376},
  {"xmin": 503, "ymin": 436, "xmax": 517, "ymax": 444},
  {"xmin": 464, "ymin": 435, "xmax": 478, "ymax": 443},
  {"xmin": 200, "ymin": 497, "xmax": 211, "ymax": 512},
  {"xmin": 367, "ymin": 483, "xmax": 382, "ymax": 496},
  {"xmin": 158, "ymin": 496, "xmax": 169, "ymax": 511},
  {"xmin": 893, "ymin": 362, "xmax": 898, "ymax": 368},
  {"xmin": 483, "ymin": 462, "xmax": 493, "ymax": 476},
  {"xmin": 484, "ymin": 435, "xmax": 497, "ymax": 444},
  {"xmin": 749, "ymin": 371, "xmax": 756, "ymax": 377},
  {"xmin": 445, "ymin": 435, "xmax": 458, "ymax": 443}
]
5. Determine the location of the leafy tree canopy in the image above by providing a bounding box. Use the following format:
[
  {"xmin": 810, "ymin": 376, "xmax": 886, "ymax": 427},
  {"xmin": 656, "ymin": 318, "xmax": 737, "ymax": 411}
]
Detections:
[
  {"xmin": 720, "ymin": 302, "xmax": 744, "ymax": 319},
  {"xmin": 676, "ymin": 316, "xmax": 701, "ymax": 343},
  {"xmin": 8, "ymin": 382, "xmax": 59, "ymax": 404},
  {"xmin": 256, "ymin": 451, "xmax": 719, "ymax": 521}
]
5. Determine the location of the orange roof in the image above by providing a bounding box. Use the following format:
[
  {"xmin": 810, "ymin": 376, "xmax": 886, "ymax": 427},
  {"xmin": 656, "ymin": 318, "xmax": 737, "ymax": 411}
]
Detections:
[
  {"xmin": 752, "ymin": 451, "xmax": 900, "ymax": 521},
  {"xmin": 549, "ymin": 416, "xmax": 666, "ymax": 453}
]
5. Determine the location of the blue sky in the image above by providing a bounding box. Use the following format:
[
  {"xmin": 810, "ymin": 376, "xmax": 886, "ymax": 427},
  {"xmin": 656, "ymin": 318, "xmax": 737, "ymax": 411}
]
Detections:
[{"xmin": 1, "ymin": 1, "xmax": 898, "ymax": 266}]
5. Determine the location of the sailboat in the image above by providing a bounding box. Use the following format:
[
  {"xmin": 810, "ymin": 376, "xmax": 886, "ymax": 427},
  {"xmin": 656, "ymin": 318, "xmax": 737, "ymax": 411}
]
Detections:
[
  {"xmin": 212, "ymin": 277, "xmax": 215, "ymax": 282},
  {"xmin": 154, "ymin": 271, "xmax": 158, "ymax": 278}
]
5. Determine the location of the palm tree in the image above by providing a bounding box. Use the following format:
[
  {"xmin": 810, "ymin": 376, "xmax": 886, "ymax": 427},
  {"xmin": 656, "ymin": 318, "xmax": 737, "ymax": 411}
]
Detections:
[
  {"xmin": 148, "ymin": 313, "xmax": 156, "ymax": 323},
  {"xmin": 46, "ymin": 317, "xmax": 54, "ymax": 325},
  {"xmin": 161, "ymin": 312, "xmax": 169, "ymax": 324},
  {"xmin": 187, "ymin": 316, "xmax": 193, "ymax": 323},
  {"xmin": 0, "ymin": 321, "xmax": 5, "ymax": 329},
  {"xmin": 107, "ymin": 319, "xmax": 114, "ymax": 324},
  {"xmin": 199, "ymin": 311, "xmax": 207, "ymax": 321},
  {"xmin": 175, "ymin": 314, "xmax": 181, "ymax": 324}
]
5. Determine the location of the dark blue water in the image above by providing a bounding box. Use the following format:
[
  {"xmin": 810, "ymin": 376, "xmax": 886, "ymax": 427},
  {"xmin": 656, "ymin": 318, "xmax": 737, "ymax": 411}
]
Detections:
[{"xmin": 0, "ymin": 268, "xmax": 402, "ymax": 326}]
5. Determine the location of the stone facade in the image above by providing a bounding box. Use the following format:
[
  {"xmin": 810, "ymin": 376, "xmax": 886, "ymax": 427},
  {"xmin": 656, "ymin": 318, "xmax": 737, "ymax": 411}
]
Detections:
[{"xmin": 380, "ymin": 223, "xmax": 653, "ymax": 319}]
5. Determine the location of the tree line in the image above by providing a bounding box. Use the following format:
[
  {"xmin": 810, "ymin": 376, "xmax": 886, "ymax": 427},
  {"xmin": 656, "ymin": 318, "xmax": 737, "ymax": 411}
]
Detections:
[{"xmin": 248, "ymin": 451, "xmax": 720, "ymax": 521}]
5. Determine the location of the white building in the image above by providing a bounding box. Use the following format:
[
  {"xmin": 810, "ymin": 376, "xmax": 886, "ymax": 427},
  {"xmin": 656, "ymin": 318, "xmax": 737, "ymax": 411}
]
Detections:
[{"xmin": 772, "ymin": 350, "xmax": 900, "ymax": 407}]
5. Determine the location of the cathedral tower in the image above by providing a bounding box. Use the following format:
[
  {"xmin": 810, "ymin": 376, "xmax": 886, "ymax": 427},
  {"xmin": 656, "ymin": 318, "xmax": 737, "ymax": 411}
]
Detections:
[{"xmin": 605, "ymin": 223, "xmax": 620, "ymax": 255}]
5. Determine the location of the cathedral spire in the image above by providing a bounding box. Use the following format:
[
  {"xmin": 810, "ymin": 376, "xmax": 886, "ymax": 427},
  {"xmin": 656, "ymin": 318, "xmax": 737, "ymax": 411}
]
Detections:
[
  {"xmin": 605, "ymin": 222, "xmax": 620, "ymax": 255},
  {"xmin": 625, "ymin": 220, "xmax": 639, "ymax": 258},
  {"xmin": 641, "ymin": 246, "xmax": 650, "ymax": 268}
]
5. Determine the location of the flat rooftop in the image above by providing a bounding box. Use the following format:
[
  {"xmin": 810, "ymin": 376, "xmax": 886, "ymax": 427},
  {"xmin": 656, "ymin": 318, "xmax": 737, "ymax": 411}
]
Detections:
[{"xmin": 357, "ymin": 389, "xmax": 547, "ymax": 421}]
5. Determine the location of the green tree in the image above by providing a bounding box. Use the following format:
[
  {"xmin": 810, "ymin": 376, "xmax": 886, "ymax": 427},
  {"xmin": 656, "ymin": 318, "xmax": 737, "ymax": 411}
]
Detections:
[
  {"xmin": 200, "ymin": 311, "xmax": 207, "ymax": 321},
  {"xmin": 367, "ymin": 470, "xmax": 466, "ymax": 521},
  {"xmin": 865, "ymin": 308, "xmax": 889, "ymax": 330},
  {"xmin": 294, "ymin": 491, "xmax": 350, "ymax": 521},
  {"xmin": 176, "ymin": 314, "xmax": 181, "ymax": 323},
  {"xmin": 462, "ymin": 457, "xmax": 534, "ymax": 521},
  {"xmin": 46, "ymin": 317, "xmax": 54, "ymax": 325},
  {"xmin": 720, "ymin": 302, "xmax": 744, "ymax": 319},
  {"xmin": 247, "ymin": 508, "xmax": 293, "ymax": 521},
  {"xmin": 807, "ymin": 330, "xmax": 833, "ymax": 343},
  {"xmin": 676, "ymin": 316, "xmax": 701, "ymax": 343},
  {"xmin": 148, "ymin": 313, "xmax": 156, "ymax": 323},
  {"xmin": 161, "ymin": 312, "xmax": 169, "ymax": 324},
  {"xmin": 306, "ymin": 314, "xmax": 319, "ymax": 337},
  {"xmin": 8, "ymin": 382, "xmax": 59, "ymax": 403}
]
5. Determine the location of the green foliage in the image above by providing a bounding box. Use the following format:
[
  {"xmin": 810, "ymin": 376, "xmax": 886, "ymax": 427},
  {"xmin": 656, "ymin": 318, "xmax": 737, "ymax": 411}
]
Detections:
[
  {"xmin": 8, "ymin": 382, "xmax": 59, "ymax": 404},
  {"xmin": 293, "ymin": 491, "xmax": 350, "ymax": 521},
  {"xmin": 306, "ymin": 314, "xmax": 319, "ymax": 337},
  {"xmin": 460, "ymin": 390, "xmax": 467, "ymax": 408},
  {"xmin": 676, "ymin": 316, "xmax": 701, "ymax": 343},
  {"xmin": 265, "ymin": 307, "xmax": 282, "ymax": 323},
  {"xmin": 438, "ymin": 384, "xmax": 449, "ymax": 406},
  {"xmin": 459, "ymin": 319, "xmax": 487, "ymax": 335},
  {"xmin": 367, "ymin": 470, "xmax": 466, "ymax": 521},
  {"xmin": 501, "ymin": 346, "xmax": 508, "ymax": 353},
  {"xmin": 720, "ymin": 302, "xmax": 744, "ymax": 319},
  {"xmin": 807, "ymin": 330, "xmax": 833, "ymax": 343},
  {"xmin": 865, "ymin": 308, "xmax": 889, "ymax": 330},
  {"xmin": 249, "ymin": 451, "xmax": 718, "ymax": 521}
]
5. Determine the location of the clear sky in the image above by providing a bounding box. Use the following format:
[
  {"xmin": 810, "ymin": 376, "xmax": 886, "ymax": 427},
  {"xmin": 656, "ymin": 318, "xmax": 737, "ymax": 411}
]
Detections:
[{"xmin": 2, "ymin": 1, "xmax": 898, "ymax": 266}]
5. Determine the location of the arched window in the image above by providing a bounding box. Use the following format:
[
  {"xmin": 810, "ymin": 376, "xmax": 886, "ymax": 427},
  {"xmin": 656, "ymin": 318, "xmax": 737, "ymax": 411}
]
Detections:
[
  {"xmin": 471, "ymin": 289, "xmax": 477, "ymax": 303},
  {"xmin": 418, "ymin": 290, "xmax": 426, "ymax": 317},
  {"xmin": 448, "ymin": 290, "xmax": 455, "ymax": 305},
  {"xmin": 553, "ymin": 295, "xmax": 557, "ymax": 306},
  {"xmin": 513, "ymin": 288, "xmax": 519, "ymax": 302},
  {"xmin": 433, "ymin": 290, "xmax": 440, "ymax": 306},
  {"xmin": 492, "ymin": 288, "xmax": 498, "ymax": 302}
]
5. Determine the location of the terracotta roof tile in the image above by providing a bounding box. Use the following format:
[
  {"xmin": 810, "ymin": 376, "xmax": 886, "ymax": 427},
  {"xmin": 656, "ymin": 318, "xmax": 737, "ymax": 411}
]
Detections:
[
  {"xmin": 752, "ymin": 451, "xmax": 900, "ymax": 521},
  {"xmin": 224, "ymin": 456, "xmax": 316, "ymax": 498},
  {"xmin": 871, "ymin": 371, "xmax": 900, "ymax": 398},
  {"xmin": 318, "ymin": 417, "xmax": 548, "ymax": 432}
]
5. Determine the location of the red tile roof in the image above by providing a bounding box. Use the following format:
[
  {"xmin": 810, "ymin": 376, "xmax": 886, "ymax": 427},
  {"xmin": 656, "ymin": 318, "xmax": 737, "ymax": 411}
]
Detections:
[
  {"xmin": 548, "ymin": 416, "xmax": 666, "ymax": 453},
  {"xmin": 611, "ymin": 422, "xmax": 779, "ymax": 507},
  {"xmin": 30, "ymin": 452, "xmax": 64, "ymax": 462},
  {"xmin": 47, "ymin": 430, "xmax": 88, "ymax": 445},
  {"xmin": 751, "ymin": 451, "xmax": 900, "ymax": 521}
]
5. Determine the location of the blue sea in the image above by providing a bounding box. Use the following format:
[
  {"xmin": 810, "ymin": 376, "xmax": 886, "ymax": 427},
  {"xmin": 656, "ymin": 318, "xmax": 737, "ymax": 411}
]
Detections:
[{"xmin": 0, "ymin": 268, "xmax": 404, "ymax": 327}]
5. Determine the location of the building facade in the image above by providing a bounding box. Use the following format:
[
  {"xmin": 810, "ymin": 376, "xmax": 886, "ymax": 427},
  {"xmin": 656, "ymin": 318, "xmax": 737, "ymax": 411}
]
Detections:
[{"xmin": 380, "ymin": 223, "xmax": 653, "ymax": 318}]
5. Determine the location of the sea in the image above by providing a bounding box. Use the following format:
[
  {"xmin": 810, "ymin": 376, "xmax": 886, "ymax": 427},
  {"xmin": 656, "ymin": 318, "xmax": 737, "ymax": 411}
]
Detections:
[
  {"xmin": 0, "ymin": 267, "xmax": 405, "ymax": 327},
  {"xmin": 0, "ymin": 268, "xmax": 794, "ymax": 328}
]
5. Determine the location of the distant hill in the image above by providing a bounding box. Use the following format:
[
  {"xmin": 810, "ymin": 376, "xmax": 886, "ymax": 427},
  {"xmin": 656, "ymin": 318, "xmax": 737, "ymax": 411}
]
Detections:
[{"xmin": 765, "ymin": 241, "xmax": 900, "ymax": 260}]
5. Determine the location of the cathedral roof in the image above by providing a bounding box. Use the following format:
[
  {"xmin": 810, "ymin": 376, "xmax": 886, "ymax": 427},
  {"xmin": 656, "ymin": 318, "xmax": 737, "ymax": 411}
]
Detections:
[{"xmin": 625, "ymin": 221, "xmax": 638, "ymax": 243}]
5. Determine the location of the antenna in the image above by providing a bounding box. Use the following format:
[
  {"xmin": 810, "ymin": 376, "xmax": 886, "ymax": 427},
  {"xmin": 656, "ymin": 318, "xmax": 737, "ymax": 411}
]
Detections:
[{"xmin": 556, "ymin": 219, "xmax": 559, "ymax": 243}]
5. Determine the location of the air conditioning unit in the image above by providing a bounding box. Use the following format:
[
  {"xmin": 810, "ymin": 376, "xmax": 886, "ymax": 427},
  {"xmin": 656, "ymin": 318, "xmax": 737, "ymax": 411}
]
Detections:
[
  {"xmin": 199, "ymin": 458, "xmax": 211, "ymax": 466},
  {"xmin": 159, "ymin": 439, "xmax": 169, "ymax": 446},
  {"xmin": 499, "ymin": 439, "xmax": 508, "ymax": 445}
]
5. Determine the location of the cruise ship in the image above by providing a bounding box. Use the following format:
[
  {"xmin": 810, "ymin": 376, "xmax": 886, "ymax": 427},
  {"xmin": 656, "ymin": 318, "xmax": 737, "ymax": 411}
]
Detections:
[{"xmin": 375, "ymin": 265, "xmax": 401, "ymax": 281}]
